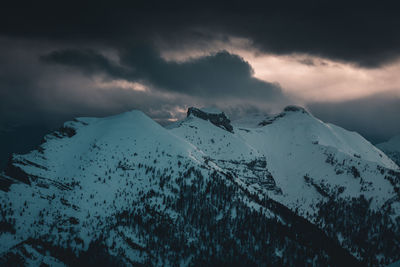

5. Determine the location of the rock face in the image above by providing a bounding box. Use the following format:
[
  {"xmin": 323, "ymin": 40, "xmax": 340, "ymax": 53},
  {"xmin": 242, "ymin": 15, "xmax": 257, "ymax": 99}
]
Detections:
[
  {"xmin": 283, "ymin": 105, "xmax": 309, "ymax": 114},
  {"xmin": 0, "ymin": 106, "xmax": 399, "ymax": 266},
  {"xmin": 187, "ymin": 107, "xmax": 234, "ymax": 133}
]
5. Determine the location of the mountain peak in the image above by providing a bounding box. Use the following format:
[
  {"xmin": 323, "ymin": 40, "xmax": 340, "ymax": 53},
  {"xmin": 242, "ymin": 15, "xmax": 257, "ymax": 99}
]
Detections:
[
  {"xmin": 187, "ymin": 107, "xmax": 234, "ymax": 133},
  {"xmin": 283, "ymin": 105, "xmax": 309, "ymax": 114},
  {"xmin": 256, "ymin": 106, "xmax": 310, "ymax": 127}
]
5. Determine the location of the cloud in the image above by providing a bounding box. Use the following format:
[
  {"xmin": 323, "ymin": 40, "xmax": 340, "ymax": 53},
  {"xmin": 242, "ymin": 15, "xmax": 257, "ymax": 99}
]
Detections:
[
  {"xmin": 308, "ymin": 94, "xmax": 400, "ymax": 143},
  {"xmin": 231, "ymin": 52, "xmax": 400, "ymax": 103},
  {"xmin": 2, "ymin": 1, "xmax": 400, "ymax": 67},
  {"xmin": 41, "ymin": 46, "xmax": 287, "ymax": 101},
  {"xmin": 41, "ymin": 49, "xmax": 127, "ymax": 77}
]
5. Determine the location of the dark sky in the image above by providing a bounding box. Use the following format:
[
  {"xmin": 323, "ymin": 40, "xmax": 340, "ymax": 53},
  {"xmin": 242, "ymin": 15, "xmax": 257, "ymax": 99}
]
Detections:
[{"xmin": 1, "ymin": 0, "xmax": 400, "ymax": 167}]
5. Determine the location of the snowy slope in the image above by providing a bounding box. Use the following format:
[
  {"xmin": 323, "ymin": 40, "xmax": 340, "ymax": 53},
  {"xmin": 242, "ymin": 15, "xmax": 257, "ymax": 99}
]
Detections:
[
  {"xmin": 0, "ymin": 106, "xmax": 399, "ymax": 266},
  {"xmin": 169, "ymin": 106, "xmax": 400, "ymax": 265},
  {"xmin": 377, "ymin": 134, "xmax": 400, "ymax": 166},
  {"xmin": 231, "ymin": 108, "xmax": 400, "ymax": 263},
  {"xmin": 0, "ymin": 111, "xmax": 218, "ymax": 265},
  {"xmin": 233, "ymin": 107, "xmax": 398, "ymax": 213},
  {"xmin": 171, "ymin": 106, "xmax": 398, "ymax": 213}
]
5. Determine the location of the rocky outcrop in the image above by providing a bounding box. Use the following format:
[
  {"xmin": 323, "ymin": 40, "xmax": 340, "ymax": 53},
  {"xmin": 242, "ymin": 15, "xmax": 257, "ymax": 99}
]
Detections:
[
  {"xmin": 258, "ymin": 106, "xmax": 308, "ymax": 126},
  {"xmin": 187, "ymin": 107, "xmax": 234, "ymax": 133},
  {"xmin": 3, "ymin": 156, "xmax": 31, "ymax": 187},
  {"xmin": 283, "ymin": 105, "xmax": 309, "ymax": 114}
]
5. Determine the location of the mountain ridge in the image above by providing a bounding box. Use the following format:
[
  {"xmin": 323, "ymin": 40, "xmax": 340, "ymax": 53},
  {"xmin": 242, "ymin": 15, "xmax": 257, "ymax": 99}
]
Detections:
[{"xmin": 0, "ymin": 106, "xmax": 399, "ymax": 266}]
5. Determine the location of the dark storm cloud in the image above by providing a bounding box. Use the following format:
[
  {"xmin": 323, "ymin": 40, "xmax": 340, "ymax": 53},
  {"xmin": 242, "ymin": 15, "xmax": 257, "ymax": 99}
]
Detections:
[
  {"xmin": 0, "ymin": 43, "xmax": 187, "ymax": 125},
  {"xmin": 41, "ymin": 46, "xmax": 285, "ymax": 100},
  {"xmin": 308, "ymin": 95, "xmax": 400, "ymax": 144},
  {"xmin": 40, "ymin": 49, "xmax": 128, "ymax": 77},
  {"xmin": 2, "ymin": 0, "xmax": 400, "ymax": 67}
]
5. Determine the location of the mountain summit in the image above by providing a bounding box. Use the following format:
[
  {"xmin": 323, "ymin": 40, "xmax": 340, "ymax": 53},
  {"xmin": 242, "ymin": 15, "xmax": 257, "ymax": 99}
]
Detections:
[
  {"xmin": 0, "ymin": 106, "xmax": 399, "ymax": 266},
  {"xmin": 187, "ymin": 107, "xmax": 234, "ymax": 133}
]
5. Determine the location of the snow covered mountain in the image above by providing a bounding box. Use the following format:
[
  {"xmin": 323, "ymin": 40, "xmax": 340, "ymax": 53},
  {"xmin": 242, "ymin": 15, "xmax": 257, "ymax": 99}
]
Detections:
[
  {"xmin": 377, "ymin": 135, "xmax": 400, "ymax": 167},
  {"xmin": 0, "ymin": 106, "xmax": 399, "ymax": 266}
]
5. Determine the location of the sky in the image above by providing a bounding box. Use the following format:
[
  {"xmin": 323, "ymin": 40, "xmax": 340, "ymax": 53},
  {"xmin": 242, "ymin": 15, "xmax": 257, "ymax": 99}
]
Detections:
[{"xmin": 1, "ymin": 0, "xmax": 400, "ymax": 166}]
